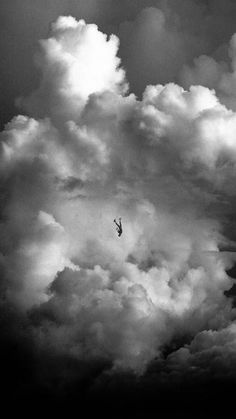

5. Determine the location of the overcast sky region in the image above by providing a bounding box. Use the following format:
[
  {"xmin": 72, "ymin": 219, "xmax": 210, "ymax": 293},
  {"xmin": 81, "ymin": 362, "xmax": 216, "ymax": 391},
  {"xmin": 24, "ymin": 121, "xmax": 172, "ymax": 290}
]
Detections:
[{"xmin": 3, "ymin": 1, "xmax": 236, "ymax": 417}]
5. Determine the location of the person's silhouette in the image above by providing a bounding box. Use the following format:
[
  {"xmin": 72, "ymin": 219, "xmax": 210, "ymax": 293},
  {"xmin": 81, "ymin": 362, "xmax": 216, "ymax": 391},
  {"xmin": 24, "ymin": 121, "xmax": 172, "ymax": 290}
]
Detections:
[{"xmin": 114, "ymin": 217, "xmax": 123, "ymax": 237}]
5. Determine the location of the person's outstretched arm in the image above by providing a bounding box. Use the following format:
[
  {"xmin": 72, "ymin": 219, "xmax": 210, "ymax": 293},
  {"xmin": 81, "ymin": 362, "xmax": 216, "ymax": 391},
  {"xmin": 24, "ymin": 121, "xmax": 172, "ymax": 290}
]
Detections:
[{"xmin": 114, "ymin": 219, "xmax": 119, "ymax": 228}]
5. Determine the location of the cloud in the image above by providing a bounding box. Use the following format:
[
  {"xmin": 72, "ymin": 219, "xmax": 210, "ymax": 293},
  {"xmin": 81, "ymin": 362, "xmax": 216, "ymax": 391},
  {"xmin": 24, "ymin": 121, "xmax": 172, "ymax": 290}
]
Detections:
[
  {"xmin": 165, "ymin": 321, "xmax": 236, "ymax": 381},
  {"xmin": 4, "ymin": 0, "xmax": 236, "ymax": 130},
  {"xmin": 117, "ymin": 4, "xmax": 207, "ymax": 96},
  {"xmin": 181, "ymin": 33, "xmax": 236, "ymax": 112},
  {"xmin": 17, "ymin": 16, "xmax": 127, "ymax": 123},
  {"xmin": 2, "ymin": 14, "xmax": 236, "ymax": 391}
]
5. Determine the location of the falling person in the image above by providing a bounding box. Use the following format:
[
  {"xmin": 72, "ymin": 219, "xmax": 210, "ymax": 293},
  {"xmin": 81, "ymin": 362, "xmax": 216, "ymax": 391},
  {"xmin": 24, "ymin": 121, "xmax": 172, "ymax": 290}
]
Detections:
[{"xmin": 114, "ymin": 217, "xmax": 123, "ymax": 237}]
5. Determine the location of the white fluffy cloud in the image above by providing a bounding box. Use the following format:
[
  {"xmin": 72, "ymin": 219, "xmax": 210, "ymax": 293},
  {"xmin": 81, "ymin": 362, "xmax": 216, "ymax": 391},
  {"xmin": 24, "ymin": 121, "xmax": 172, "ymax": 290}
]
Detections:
[
  {"xmin": 181, "ymin": 33, "xmax": 236, "ymax": 112},
  {"xmin": 17, "ymin": 16, "xmax": 127, "ymax": 122},
  {"xmin": 2, "ymin": 16, "xmax": 236, "ymax": 376}
]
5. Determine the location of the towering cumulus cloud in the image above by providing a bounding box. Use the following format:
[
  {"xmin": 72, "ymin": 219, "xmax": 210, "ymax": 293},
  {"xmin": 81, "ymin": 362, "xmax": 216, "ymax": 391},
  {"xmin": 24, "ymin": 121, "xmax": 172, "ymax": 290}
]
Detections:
[
  {"xmin": 1, "ymin": 16, "xmax": 236, "ymax": 391},
  {"xmin": 17, "ymin": 16, "xmax": 127, "ymax": 121}
]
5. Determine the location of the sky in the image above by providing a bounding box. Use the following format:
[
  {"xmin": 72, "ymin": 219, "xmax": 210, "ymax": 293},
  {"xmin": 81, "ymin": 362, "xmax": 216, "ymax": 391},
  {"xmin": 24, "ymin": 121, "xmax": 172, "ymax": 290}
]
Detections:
[{"xmin": 2, "ymin": 1, "xmax": 236, "ymax": 417}]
